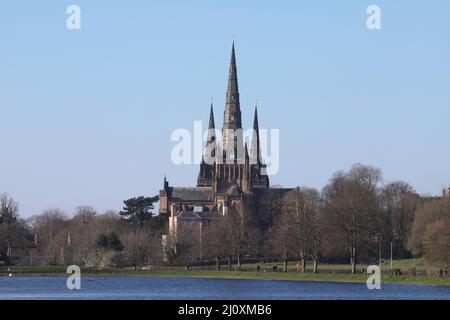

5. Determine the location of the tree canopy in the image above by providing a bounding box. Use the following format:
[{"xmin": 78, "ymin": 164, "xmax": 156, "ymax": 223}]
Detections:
[{"xmin": 119, "ymin": 196, "xmax": 159, "ymax": 227}]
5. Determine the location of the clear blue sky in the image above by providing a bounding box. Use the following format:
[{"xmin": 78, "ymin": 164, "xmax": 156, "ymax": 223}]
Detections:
[{"xmin": 1, "ymin": 0, "xmax": 450, "ymax": 217}]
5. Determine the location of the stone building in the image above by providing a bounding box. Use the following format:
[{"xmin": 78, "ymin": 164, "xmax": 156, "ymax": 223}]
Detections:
[{"xmin": 160, "ymin": 43, "xmax": 294, "ymax": 245}]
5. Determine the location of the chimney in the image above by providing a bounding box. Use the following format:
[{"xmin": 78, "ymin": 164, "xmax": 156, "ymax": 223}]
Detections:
[
  {"xmin": 169, "ymin": 204, "xmax": 178, "ymax": 238},
  {"xmin": 164, "ymin": 175, "xmax": 169, "ymax": 191},
  {"xmin": 170, "ymin": 204, "xmax": 177, "ymax": 218}
]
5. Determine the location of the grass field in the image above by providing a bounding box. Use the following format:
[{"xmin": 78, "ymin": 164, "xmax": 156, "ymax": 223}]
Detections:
[
  {"xmin": 245, "ymin": 258, "xmax": 434, "ymax": 273},
  {"xmin": 1, "ymin": 259, "xmax": 449, "ymax": 287}
]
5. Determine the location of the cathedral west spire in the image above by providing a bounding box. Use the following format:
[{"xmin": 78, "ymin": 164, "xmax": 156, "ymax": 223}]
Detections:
[
  {"xmin": 205, "ymin": 102, "xmax": 216, "ymax": 160},
  {"xmin": 197, "ymin": 102, "xmax": 217, "ymax": 187},
  {"xmin": 208, "ymin": 102, "xmax": 215, "ymax": 130}
]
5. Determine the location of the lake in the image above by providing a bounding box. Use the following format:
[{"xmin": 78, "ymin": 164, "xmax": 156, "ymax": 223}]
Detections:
[{"xmin": 0, "ymin": 276, "xmax": 449, "ymax": 300}]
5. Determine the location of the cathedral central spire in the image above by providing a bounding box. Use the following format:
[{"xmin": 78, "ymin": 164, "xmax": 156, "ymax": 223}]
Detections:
[
  {"xmin": 224, "ymin": 42, "xmax": 241, "ymax": 125},
  {"xmin": 222, "ymin": 42, "xmax": 243, "ymax": 160}
]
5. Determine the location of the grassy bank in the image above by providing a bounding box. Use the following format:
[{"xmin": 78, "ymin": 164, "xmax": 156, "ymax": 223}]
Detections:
[{"xmin": 1, "ymin": 261, "xmax": 449, "ymax": 287}]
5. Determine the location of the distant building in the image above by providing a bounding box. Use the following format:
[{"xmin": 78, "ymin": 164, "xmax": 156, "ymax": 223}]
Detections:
[
  {"xmin": 2, "ymin": 234, "xmax": 39, "ymax": 266},
  {"xmin": 443, "ymin": 187, "xmax": 450, "ymax": 198}
]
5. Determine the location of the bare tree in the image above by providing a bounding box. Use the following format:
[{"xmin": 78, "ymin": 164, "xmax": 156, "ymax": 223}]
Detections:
[
  {"xmin": 0, "ymin": 194, "xmax": 30, "ymax": 264},
  {"xmin": 165, "ymin": 222, "xmax": 201, "ymax": 270},
  {"xmin": 309, "ymin": 193, "xmax": 323, "ymax": 273},
  {"xmin": 27, "ymin": 208, "xmax": 68, "ymax": 265},
  {"xmin": 275, "ymin": 187, "xmax": 322, "ymax": 273},
  {"xmin": 382, "ymin": 182, "xmax": 420, "ymax": 258},
  {"xmin": 67, "ymin": 206, "xmax": 98, "ymax": 265},
  {"xmin": 202, "ymin": 219, "xmax": 229, "ymax": 270},
  {"xmin": 270, "ymin": 210, "xmax": 294, "ymax": 272},
  {"xmin": 322, "ymin": 164, "xmax": 382, "ymax": 274},
  {"xmin": 408, "ymin": 197, "xmax": 450, "ymax": 259},
  {"xmin": 422, "ymin": 219, "xmax": 450, "ymax": 266},
  {"xmin": 225, "ymin": 204, "xmax": 259, "ymax": 271},
  {"xmin": 0, "ymin": 193, "xmax": 19, "ymax": 218},
  {"xmin": 122, "ymin": 229, "xmax": 163, "ymax": 268},
  {"xmin": 202, "ymin": 203, "xmax": 259, "ymax": 271}
]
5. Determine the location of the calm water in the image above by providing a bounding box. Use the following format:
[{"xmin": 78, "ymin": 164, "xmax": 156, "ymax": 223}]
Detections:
[{"xmin": 0, "ymin": 276, "xmax": 449, "ymax": 300}]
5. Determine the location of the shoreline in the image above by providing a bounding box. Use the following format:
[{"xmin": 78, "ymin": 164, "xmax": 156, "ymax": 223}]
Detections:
[{"xmin": 1, "ymin": 269, "xmax": 449, "ymax": 287}]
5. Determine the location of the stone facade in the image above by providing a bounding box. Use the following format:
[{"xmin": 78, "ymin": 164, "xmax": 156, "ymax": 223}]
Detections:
[
  {"xmin": 159, "ymin": 44, "xmax": 298, "ymax": 258},
  {"xmin": 159, "ymin": 43, "xmax": 271, "ymax": 218}
]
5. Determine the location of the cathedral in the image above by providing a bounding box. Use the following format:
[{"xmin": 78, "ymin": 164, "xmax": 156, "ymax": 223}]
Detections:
[{"xmin": 159, "ymin": 43, "xmax": 291, "ymax": 229}]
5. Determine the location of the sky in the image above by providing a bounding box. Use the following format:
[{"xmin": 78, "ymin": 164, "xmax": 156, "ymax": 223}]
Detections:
[{"xmin": 1, "ymin": 0, "xmax": 450, "ymax": 217}]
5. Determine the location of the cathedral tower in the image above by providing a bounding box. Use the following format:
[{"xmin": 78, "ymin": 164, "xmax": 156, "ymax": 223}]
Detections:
[{"xmin": 197, "ymin": 43, "xmax": 269, "ymax": 194}]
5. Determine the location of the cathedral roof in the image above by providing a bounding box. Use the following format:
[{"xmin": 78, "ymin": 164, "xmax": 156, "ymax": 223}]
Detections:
[
  {"xmin": 251, "ymin": 187, "xmax": 295, "ymax": 201},
  {"xmin": 169, "ymin": 187, "xmax": 213, "ymax": 202},
  {"xmin": 176, "ymin": 211, "xmax": 201, "ymax": 219},
  {"xmin": 222, "ymin": 183, "xmax": 242, "ymax": 197},
  {"xmin": 176, "ymin": 210, "xmax": 222, "ymax": 220}
]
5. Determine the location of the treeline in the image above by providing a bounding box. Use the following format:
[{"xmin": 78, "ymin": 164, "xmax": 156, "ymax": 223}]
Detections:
[
  {"xmin": 0, "ymin": 195, "xmax": 165, "ymax": 268},
  {"xmin": 1, "ymin": 163, "xmax": 450, "ymax": 271},
  {"xmin": 166, "ymin": 164, "xmax": 450, "ymax": 272}
]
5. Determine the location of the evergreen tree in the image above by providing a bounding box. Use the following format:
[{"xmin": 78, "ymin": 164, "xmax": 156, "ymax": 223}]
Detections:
[{"xmin": 119, "ymin": 196, "xmax": 159, "ymax": 227}]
